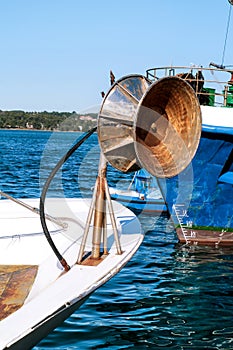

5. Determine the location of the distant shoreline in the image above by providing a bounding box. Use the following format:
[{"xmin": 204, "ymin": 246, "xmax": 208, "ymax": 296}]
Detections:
[
  {"xmin": 0, "ymin": 128, "xmax": 89, "ymax": 133},
  {"xmin": 0, "ymin": 127, "xmax": 50, "ymax": 131},
  {"xmin": 0, "ymin": 111, "xmax": 97, "ymax": 132}
]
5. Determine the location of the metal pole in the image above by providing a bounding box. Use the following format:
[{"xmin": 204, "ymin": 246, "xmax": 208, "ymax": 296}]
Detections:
[
  {"xmin": 0, "ymin": 190, "xmax": 67, "ymax": 229},
  {"xmin": 76, "ymin": 179, "xmax": 98, "ymax": 264},
  {"xmin": 91, "ymin": 153, "xmax": 107, "ymax": 259},
  {"xmin": 102, "ymin": 195, "xmax": 108, "ymax": 256},
  {"xmin": 104, "ymin": 177, "xmax": 122, "ymax": 255}
]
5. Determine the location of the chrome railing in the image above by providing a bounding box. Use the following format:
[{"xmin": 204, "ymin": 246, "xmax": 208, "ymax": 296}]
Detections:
[{"xmin": 146, "ymin": 65, "xmax": 233, "ymax": 107}]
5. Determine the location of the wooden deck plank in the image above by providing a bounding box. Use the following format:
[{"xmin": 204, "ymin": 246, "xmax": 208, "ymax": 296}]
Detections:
[{"xmin": 0, "ymin": 265, "xmax": 38, "ymax": 320}]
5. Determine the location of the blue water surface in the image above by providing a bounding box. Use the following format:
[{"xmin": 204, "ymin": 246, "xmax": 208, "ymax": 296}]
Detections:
[{"xmin": 1, "ymin": 130, "xmax": 233, "ymax": 350}]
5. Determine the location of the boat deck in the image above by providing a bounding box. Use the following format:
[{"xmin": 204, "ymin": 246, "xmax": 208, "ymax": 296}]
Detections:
[{"xmin": 0, "ymin": 265, "xmax": 38, "ymax": 321}]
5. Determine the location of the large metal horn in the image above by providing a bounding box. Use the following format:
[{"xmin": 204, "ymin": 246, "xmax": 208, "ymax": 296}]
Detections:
[{"xmin": 98, "ymin": 74, "xmax": 201, "ymax": 178}]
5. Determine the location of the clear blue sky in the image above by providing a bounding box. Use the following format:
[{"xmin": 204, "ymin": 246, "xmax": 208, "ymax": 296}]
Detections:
[{"xmin": 0, "ymin": 0, "xmax": 232, "ymax": 113}]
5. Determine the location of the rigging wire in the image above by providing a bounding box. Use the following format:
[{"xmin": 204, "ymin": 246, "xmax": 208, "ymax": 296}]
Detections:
[
  {"xmin": 221, "ymin": 3, "xmax": 232, "ymax": 67},
  {"xmin": 39, "ymin": 126, "xmax": 97, "ymax": 271}
]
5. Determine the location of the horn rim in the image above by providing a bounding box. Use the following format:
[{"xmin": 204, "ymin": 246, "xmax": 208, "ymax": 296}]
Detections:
[{"xmin": 134, "ymin": 76, "xmax": 202, "ymax": 178}]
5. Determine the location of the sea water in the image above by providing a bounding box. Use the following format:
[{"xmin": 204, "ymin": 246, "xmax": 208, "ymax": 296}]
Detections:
[{"xmin": 1, "ymin": 129, "xmax": 233, "ymax": 350}]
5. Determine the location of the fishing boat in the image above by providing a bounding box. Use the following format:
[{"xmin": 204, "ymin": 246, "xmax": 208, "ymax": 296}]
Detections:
[
  {"xmin": 109, "ymin": 169, "xmax": 167, "ymax": 214},
  {"xmin": 144, "ymin": 2, "xmax": 233, "ymax": 246},
  {"xmin": 99, "ymin": 12, "xmax": 233, "ymax": 246},
  {"xmin": 145, "ymin": 63, "xmax": 233, "ymax": 245}
]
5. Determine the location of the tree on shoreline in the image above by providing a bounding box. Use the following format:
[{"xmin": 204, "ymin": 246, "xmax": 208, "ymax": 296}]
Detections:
[{"xmin": 0, "ymin": 110, "xmax": 97, "ymax": 131}]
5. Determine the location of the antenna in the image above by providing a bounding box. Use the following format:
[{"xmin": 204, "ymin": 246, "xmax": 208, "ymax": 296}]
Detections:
[{"xmin": 222, "ymin": 2, "xmax": 232, "ymax": 67}]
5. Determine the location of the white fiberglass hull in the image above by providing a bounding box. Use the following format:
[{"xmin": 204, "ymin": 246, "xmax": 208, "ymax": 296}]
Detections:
[{"xmin": 0, "ymin": 198, "xmax": 143, "ymax": 349}]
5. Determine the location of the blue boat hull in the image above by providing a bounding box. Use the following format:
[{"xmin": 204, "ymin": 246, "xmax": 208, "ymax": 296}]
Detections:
[
  {"xmin": 160, "ymin": 128, "xmax": 233, "ymax": 245},
  {"xmin": 110, "ymin": 193, "xmax": 167, "ymax": 214}
]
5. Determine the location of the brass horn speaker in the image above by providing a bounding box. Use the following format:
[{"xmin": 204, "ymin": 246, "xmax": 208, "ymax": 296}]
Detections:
[{"xmin": 98, "ymin": 74, "xmax": 201, "ymax": 178}]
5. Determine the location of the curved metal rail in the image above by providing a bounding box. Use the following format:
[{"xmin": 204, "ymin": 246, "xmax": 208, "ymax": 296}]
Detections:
[{"xmin": 146, "ymin": 65, "xmax": 233, "ymax": 108}]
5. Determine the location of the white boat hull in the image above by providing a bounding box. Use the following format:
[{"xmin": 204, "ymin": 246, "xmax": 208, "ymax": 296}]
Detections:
[{"xmin": 0, "ymin": 198, "xmax": 143, "ymax": 349}]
